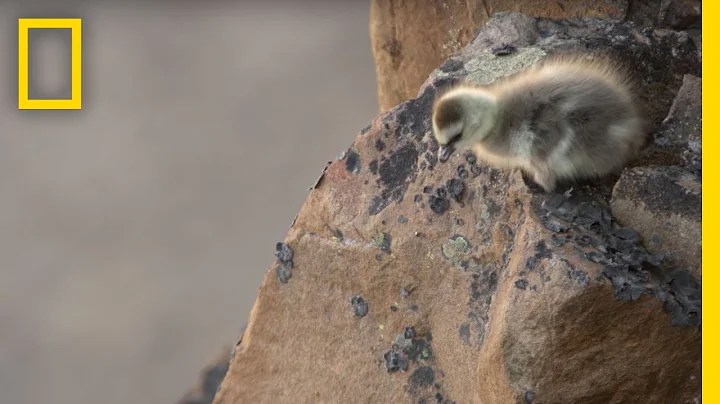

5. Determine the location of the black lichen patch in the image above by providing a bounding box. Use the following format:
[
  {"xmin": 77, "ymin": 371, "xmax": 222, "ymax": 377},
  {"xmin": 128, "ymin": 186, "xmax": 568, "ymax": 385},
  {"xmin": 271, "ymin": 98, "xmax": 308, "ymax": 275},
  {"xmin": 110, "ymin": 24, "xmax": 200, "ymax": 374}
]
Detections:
[
  {"xmin": 275, "ymin": 242, "xmax": 295, "ymax": 284},
  {"xmin": 429, "ymin": 196, "xmax": 450, "ymax": 214},
  {"xmin": 345, "ymin": 148, "xmax": 361, "ymax": 174},
  {"xmin": 393, "ymin": 86, "xmax": 435, "ymax": 141},
  {"xmin": 435, "ymin": 187, "xmax": 447, "ymax": 198},
  {"xmin": 371, "ymin": 232, "xmax": 392, "ymax": 254},
  {"xmin": 471, "ymin": 270, "xmax": 498, "ymax": 302},
  {"xmin": 584, "ymin": 251, "xmax": 608, "ymax": 264},
  {"xmin": 575, "ymin": 201, "xmax": 613, "ymax": 232},
  {"xmin": 525, "ymin": 241, "xmax": 552, "ymax": 271},
  {"xmin": 439, "ymin": 58, "xmax": 464, "ymax": 73},
  {"xmin": 350, "ymin": 296, "xmax": 369, "ymax": 317},
  {"xmin": 423, "ymin": 150, "xmax": 439, "ymax": 171},
  {"xmin": 276, "ymin": 264, "xmax": 292, "ymax": 284},
  {"xmin": 459, "ymin": 257, "xmax": 483, "ymax": 272},
  {"xmin": 446, "ymin": 178, "xmax": 465, "ymax": 202},
  {"xmin": 551, "ymin": 234, "xmax": 570, "ymax": 247},
  {"xmin": 458, "ymin": 324, "xmax": 471, "ymax": 345},
  {"xmin": 360, "ymin": 124, "xmax": 372, "ymax": 135},
  {"xmin": 369, "ymin": 159, "xmax": 379, "ymax": 175},
  {"xmin": 457, "ymin": 165, "xmax": 468, "ymax": 179},
  {"xmin": 275, "ymin": 242, "xmax": 294, "ymax": 265},
  {"xmin": 403, "ymin": 338, "xmax": 433, "ymax": 362},
  {"xmin": 532, "ymin": 189, "xmax": 701, "ymax": 327},
  {"xmin": 492, "ymin": 43, "xmax": 517, "ymax": 56},
  {"xmin": 568, "ymin": 268, "xmax": 590, "ymax": 287},
  {"xmin": 613, "ymin": 227, "xmax": 641, "ymax": 244},
  {"xmin": 409, "ymin": 366, "xmax": 436, "ymax": 387},
  {"xmin": 515, "ymin": 279, "xmax": 529, "ymax": 290},
  {"xmin": 375, "ymin": 138, "xmax": 386, "ymax": 152},
  {"xmin": 419, "ymin": 393, "xmax": 456, "ymax": 404},
  {"xmin": 384, "ymin": 350, "xmax": 409, "ymax": 373},
  {"xmin": 467, "ymin": 269, "xmax": 499, "ymax": 346},
  {"xmin": 371, "ymin": 143, "xmax": 419, "ymax": 213},
  {"xmin": 543, "ymin": 217, "xmax": 571, "ymax": 233},
  {"xmin": 368, "ymin": 196, "xmax": 389, "ymax": 216},
  {"xmin": 535, "ymin": 241, "xmax": 552, "ymax": 259},
  {"xmin": 463, "ymin": 150, "xmax": 477, "ymax": 165},
  {"xmin": 385, "ymin": 326, "xmax": 437, "ymax": 384}
]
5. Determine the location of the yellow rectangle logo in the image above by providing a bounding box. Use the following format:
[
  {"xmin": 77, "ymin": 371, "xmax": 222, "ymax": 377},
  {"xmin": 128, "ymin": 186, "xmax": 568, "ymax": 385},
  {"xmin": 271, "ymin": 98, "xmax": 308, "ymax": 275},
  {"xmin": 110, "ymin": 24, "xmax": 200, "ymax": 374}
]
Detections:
[{"xmin": 18, "ymin": 18, "xmax": 82, "ymax": 110}]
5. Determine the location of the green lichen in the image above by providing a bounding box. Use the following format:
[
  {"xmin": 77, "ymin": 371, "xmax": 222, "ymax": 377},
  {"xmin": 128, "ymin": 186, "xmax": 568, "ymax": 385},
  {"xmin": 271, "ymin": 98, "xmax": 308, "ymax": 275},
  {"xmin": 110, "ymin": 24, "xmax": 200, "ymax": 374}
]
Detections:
[
  {"xmin": 464, "ymin": 48, "xmax": 546, "ymax": 85},
  {"xmin": 441, "ymin": 235, "xmax": 486, "ymax": 272},
  {"xmin": 442, "ymin": 235, "xmax": 469, "ymax": 261}
]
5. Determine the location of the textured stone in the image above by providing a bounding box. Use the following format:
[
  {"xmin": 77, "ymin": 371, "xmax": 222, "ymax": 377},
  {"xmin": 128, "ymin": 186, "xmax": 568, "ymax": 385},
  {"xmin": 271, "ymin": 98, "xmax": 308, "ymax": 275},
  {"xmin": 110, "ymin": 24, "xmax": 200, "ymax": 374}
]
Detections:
[
  {"xmin": 646, "ymin": 74, "xmax": 702, "ymax": 176},
  {"xmin": 611, "ymin": 166, "xmax": 701, "ymax": 280},
  {"xmin": 213, "ymin": 13, "xmax": 701, "ymax": 404},
  {"xmin": 625, "ymin": 0, "xmax": 701, "ymax": 28},
  {"xmin": 658, "ymin": 0, "xmax": 702, "ymax": 29}
]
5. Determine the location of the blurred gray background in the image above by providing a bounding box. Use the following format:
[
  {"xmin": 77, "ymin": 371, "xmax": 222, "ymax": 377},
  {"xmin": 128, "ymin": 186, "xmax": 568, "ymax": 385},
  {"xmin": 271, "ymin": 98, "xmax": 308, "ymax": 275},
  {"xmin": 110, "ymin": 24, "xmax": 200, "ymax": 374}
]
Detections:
[{"xmin": 0, "ymin": 2, "xmax": 378, "ymax": 404}]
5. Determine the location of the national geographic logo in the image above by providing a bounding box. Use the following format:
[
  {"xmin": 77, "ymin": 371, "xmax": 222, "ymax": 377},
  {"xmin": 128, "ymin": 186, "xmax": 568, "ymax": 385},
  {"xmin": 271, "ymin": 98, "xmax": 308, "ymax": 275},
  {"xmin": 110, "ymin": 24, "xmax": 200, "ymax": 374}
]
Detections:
[{"xmin": 18, "ymin": 18, "xmax": 82, "ymax": 110}]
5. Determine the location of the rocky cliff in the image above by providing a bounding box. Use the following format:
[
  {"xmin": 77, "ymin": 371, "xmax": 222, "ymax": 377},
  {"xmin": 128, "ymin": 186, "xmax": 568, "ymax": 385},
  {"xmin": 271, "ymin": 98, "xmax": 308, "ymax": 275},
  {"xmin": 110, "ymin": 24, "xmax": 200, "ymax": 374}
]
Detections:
[{"xmin": 211, "ymin": 12, "xmax": 701, "ymax": 404}]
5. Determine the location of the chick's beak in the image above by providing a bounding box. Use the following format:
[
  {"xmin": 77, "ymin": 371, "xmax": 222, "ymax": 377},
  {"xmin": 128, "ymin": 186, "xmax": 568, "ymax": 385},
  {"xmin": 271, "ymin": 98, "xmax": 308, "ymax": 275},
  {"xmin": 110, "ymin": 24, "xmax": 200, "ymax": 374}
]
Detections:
[{"xmin": 438, "ymin": 144, "xmax": 455, "ymax": 163}]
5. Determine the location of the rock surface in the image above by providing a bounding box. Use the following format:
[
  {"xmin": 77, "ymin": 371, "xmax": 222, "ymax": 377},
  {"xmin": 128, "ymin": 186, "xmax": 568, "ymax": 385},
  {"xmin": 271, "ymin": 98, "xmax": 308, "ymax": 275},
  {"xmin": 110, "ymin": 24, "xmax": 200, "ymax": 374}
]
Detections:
[
  {"xmin": 369, "ymin": 0, "xmax": 701, "ymax": 112},
  {"xmin": 646, "ymin": 74, "xmax": 702, "ymax": 175},
  {"xmin": 611, "ymin": 166, "xmax": 701, "ymax": 280},
  {"xmin": 213, "ymin": 13, "xmax": 701, "ymax": 404}
]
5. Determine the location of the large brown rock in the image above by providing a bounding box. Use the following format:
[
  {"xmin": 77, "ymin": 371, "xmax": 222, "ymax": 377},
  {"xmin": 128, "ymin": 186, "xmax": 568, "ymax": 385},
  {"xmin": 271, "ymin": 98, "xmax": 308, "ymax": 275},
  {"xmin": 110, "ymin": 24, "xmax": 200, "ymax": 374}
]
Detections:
[
  {"xmin": 213, "ymin": 13, "xmax": 701, "ymax": 404},
  {"xmin": 369, "ymin": 0, "xmax": 630, "ymax": 112}
]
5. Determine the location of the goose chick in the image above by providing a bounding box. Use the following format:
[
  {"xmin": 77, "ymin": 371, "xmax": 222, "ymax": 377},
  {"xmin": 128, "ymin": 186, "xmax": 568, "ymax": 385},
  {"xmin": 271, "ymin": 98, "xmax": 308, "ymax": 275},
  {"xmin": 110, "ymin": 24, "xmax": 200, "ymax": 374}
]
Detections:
[{"xmin": 431, "ymin": 53, "xmax": 647, "ymax": 193}]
